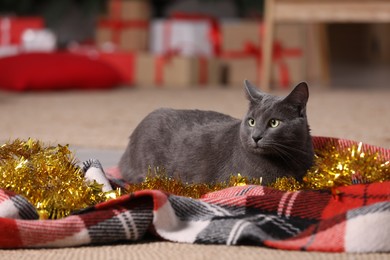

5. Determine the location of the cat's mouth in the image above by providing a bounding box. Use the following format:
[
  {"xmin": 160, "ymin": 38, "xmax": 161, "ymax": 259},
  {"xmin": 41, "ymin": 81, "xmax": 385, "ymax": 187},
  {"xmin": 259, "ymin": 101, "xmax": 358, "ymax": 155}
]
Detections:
[
  {"xmin": 249, "ymin": 141, "xmax": 267, "ymax": 154},
  {"xmin": 250, "ymin": 139, "xmax": 279, "ymax": 155}
]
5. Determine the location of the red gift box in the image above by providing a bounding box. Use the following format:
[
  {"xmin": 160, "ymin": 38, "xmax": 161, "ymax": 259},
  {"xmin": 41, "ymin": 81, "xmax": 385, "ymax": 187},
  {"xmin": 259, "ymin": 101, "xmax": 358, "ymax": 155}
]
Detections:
[{"xmin": 0, "ymin": 17, "xmax": 44, "ymax": 45}]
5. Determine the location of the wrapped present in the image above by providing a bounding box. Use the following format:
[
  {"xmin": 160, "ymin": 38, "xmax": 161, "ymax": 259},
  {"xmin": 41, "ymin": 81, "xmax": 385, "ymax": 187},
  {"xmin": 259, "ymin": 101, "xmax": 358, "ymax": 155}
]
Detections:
[
  {"xmin": 108, "ymin": 0, "xmax": 151, "ymax": 21},
  {"xmin": 221, "ymin": 43, "xmax": 302, "ymax": 88},
  {"xmin": 96, "ymin": 19, "xmax": 149, "ymax": 51},
  {"xmin": 21, "ymin": 29, "xmax": 56, "ymax": 52},
  {"xmin": 221, "ymin": 20, "xmax": 261, "ymax": 53},
  {"xmin": 220, "ymin": 21, "xmax": 304, "ymax": 88},
  {"xmin": 150, "ymin": 13, "xmax": 221, "ymax": 57},
  {"xmin": 0, "ymin": 17, "xmax": 44, "ymax": 46},
  {"xmin": 135, "ymin": 52, "xmax": 221, "ymax": 88}
]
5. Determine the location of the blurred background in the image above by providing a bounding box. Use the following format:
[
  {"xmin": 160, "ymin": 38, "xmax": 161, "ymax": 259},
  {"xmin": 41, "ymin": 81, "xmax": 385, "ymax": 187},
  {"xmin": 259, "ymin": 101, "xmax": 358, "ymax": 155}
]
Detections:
[
  {"xmin": 0, "ymin": 0, "xmax": 389, "ymax": 168},
  {"xmin": 0, "ymin": 0, "xmax": 277, "ymax": 89},
  {"xmin": 1, "ymin": 0, "xmax": 390, "ymax": 88}
]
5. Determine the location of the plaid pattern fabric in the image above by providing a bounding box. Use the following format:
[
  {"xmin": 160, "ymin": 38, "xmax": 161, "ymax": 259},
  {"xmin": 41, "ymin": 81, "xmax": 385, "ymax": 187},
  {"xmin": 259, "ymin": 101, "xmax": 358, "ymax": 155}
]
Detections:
[{"xmin": 0, "ymin": 137, "xmax": 389, "ymax": 252}]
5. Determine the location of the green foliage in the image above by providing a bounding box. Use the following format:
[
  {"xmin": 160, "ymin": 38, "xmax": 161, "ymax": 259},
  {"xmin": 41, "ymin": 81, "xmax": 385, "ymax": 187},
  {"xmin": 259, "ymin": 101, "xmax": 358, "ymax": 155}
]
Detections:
[{"xmin": 0, "ymin": 0, "xmax": 107, "ymax": 16}]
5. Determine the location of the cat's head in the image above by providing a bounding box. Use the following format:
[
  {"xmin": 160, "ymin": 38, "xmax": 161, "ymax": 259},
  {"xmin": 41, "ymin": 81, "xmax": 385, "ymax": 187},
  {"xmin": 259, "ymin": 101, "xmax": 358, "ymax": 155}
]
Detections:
[{"xmin": 240, "ymin": 80, "xmax": 313, "ymax": 163}]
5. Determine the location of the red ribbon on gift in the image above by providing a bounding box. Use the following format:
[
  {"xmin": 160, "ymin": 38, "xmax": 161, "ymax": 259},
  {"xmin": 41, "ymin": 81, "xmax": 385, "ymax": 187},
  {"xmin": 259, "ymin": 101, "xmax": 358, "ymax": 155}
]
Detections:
[
  {"xmin": 198, "ymin": 57, "xmax": 208, "ymax": 85},
  {"xmin": 154, "ymin": 49, "xmax": 179, "ymax": 86},
  {"xmin": 98, "ymin": 19, "xmax": 149, "ymax": 45},
  {"xmin": 221, "ymin": 42, "xmax": 261, "ymax": 59},
  {"xmin": 221, "ymin": 40, "xmax": 302, "ymax": 88},
  {"xmin": 110, "ymin": 0, "xmax": 122, "ymax": 20},
  {"xmin": 272, "ymin": 41, "xmax": 302, "ymax": 88}
]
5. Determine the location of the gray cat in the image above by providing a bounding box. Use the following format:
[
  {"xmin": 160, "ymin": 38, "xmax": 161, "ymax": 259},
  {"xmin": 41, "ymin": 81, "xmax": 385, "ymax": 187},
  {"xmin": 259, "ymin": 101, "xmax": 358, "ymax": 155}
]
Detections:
[{"xmin": 119, "ymin": 80, "xmax": 314, "ymax": 185}]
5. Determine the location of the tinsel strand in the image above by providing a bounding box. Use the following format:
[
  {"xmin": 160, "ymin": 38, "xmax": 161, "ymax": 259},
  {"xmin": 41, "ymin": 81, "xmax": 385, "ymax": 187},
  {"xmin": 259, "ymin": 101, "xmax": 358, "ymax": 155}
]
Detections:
[
  {"xmin": 0, "ymin": 139, "xmax": 120, "ymax": 219},
  {"xmin": 269, "ymin": 142, "xmax": 390, "ymax": 191}
]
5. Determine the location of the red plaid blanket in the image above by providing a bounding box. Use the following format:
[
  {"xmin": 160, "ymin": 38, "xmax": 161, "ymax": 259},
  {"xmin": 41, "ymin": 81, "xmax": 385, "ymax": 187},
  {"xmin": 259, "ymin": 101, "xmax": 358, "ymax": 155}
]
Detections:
[{"xmin": 1, "ymin": 137, "xmax": 389, "ymax": 252}]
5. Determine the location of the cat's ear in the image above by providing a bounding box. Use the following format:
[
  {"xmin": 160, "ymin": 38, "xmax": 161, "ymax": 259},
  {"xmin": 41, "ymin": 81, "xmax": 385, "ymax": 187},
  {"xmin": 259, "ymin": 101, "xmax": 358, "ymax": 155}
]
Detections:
[
  {"xmin": 283, "ymin": 82, "xmax": 309, "ymax": 105},
  {"xmin": 244, "ymin": 80, "xmax": 263, "ymax": 102},
  {"xmin": 283, "ymin": 82, "xmax": 309, "ymax": 117}
]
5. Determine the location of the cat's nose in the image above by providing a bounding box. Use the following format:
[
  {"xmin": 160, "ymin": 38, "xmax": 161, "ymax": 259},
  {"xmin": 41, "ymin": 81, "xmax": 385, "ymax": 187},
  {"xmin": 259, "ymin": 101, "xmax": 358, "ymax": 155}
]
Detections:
[{"xmin": 252, "ymin": 135, "xmax": 262, "ymax": 143}]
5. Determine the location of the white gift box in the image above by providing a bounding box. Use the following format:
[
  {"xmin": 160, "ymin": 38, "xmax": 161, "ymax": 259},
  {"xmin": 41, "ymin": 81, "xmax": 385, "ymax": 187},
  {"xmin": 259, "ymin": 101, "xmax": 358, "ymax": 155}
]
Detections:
[
  {"xmin": 0, "ymin": 29, "xmax": 57, "ymax": 58},
  {"xmin": 22, "ymin": 29, "xmax": 57, "ymax": 52},
  {"xmin": 150, "ymin": 19, "xmax": 215, "ymax": 57}
]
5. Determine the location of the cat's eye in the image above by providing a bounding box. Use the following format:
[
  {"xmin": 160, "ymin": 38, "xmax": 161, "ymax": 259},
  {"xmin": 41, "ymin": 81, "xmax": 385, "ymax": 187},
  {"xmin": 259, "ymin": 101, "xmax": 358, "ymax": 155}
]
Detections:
[
  {"xmin": 248, "ymin": 118, "xmax": 256, "ymax": 127},
  {"xmin": 269, "ymin": 119, "xmax": 280, "ymax": 128}
]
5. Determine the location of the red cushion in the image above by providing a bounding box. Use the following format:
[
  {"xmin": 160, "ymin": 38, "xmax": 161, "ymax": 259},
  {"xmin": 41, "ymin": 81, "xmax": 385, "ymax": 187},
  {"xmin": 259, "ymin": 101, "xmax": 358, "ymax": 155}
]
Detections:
[{"xmin": 0, "ymin": 52, "xmax": 125, "ymax": 91}]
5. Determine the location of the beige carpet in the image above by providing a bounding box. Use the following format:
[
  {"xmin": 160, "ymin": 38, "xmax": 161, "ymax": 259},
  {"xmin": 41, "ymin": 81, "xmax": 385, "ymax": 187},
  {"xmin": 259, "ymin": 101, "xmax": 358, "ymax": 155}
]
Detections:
[
  {"xmin": 0, "ymin": 85, "xmax": 389, "ymax": 149},
  {"xmin": 0, "ymin": 84, "xmax": 389, "ymax": 259},
  {"xmin": 1, "ymin": 242, "xmax": 389, "ymax": 260}
]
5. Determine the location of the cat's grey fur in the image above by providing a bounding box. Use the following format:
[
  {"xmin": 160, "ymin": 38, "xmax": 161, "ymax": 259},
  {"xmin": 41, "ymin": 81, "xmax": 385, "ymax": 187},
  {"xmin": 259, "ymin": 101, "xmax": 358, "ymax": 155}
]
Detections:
[{"xmin": 119, "ymin": 80, "xmax": 314, "ymax": 185}]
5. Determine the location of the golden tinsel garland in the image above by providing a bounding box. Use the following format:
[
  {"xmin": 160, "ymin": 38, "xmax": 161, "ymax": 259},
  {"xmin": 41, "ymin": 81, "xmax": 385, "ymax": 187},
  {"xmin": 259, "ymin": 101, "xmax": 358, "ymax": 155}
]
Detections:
[
  {"xmin": 269, "ymin": 142, "xmax": 390, "ymax": 191},
  {"xmin": 0, "ymin": 139, "xmax": 389, "ymax": 219},
  {"xmin": 126, "ymin": 167, "xmax": 263, "ymax": 199},
  {"xmin": 0, "ymin": 139, "xmax": 120, "ymax": 219}
]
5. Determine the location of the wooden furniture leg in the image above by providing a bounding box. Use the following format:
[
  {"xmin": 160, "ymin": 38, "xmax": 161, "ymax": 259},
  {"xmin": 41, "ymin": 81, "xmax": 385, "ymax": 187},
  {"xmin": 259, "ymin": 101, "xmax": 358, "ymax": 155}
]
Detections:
[{"xmin": 260, "ymin": 0, "xmax": 275, "ymax": 91}]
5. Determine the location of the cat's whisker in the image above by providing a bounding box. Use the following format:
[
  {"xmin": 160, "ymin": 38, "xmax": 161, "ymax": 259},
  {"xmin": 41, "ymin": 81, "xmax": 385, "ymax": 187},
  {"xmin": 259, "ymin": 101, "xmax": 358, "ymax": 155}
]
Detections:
[
  {"xmin": 275, "ymin": 149, "xmax": 306, "ymax": 169},
  {"xmin": 262, "ymin": 141, "xmax": 309, "ymax": 167},
  {"xmin": 269, "ymin": 146, "xmax": 294, "ymax": 165},
  {"xmin": 276, "ymin": 147, "xmax": 303, "ymax": 166},
  {"xmin": 270, "ymin": 141, "xmax": 312, "ymax": 156}
]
